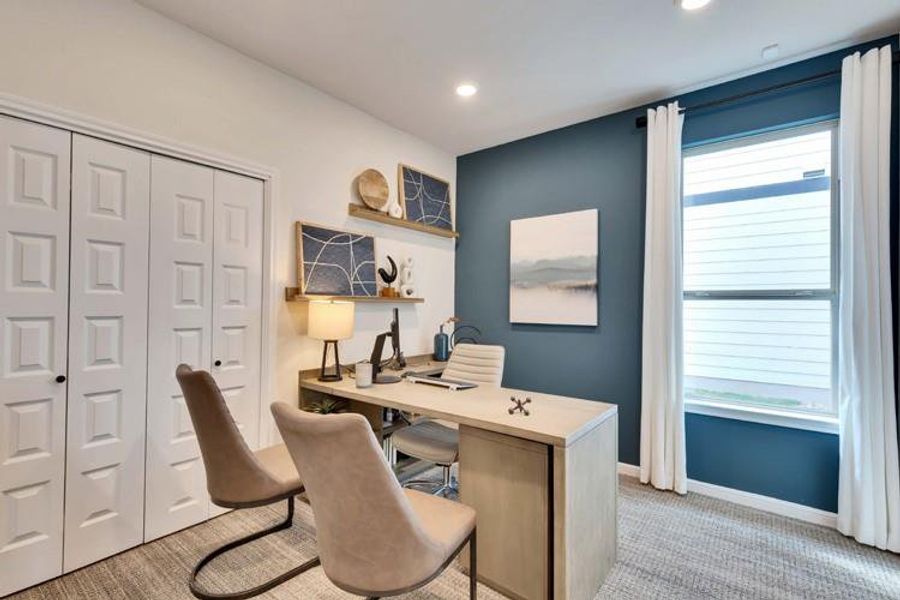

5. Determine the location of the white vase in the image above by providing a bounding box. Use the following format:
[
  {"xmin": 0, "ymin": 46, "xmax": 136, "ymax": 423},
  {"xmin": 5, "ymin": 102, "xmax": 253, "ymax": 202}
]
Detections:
[{"xmin": 401, "ymin": 257, "xmax": 413, "ymax": 284}]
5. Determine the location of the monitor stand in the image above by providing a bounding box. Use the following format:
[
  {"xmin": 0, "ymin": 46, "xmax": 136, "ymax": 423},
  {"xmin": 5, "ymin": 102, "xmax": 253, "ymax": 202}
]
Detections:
[{"xmin": 370, "ymin": 331, "xmax": 402, "ymax": 384}]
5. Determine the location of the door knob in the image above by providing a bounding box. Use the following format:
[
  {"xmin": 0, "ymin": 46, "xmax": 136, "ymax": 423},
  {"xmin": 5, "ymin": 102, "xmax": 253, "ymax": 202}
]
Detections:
[
  {"xmin": 55, "ymin": 375, "xmax": 66, "ymax": 383},
  {"xmin": 214, "ymin": 360, "xmax": 222, "ymax": 367}
]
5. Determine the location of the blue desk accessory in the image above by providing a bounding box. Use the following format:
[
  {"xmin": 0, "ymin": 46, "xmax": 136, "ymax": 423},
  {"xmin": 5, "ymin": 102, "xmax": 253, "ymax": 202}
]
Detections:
[{"xmin": 433, "ymin": 324, "xmax": 449, "ymax": 361}]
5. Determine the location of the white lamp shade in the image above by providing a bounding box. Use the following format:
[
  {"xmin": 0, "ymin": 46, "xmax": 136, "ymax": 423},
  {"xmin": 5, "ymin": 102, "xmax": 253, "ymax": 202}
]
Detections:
[{"xmin": 308, "ymin": 301, "xmax": 355, "ymax": 340}]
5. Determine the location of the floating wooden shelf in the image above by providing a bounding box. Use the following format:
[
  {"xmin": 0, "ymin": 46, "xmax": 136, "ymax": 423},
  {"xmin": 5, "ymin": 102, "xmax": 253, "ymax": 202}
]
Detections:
[
  {"xmin": 347, "ymin": 204, "xmax": 459, "ymax": 238},
  {"xmin": 284, "ymin": 287, "xmax": 424, "ymax": 304}
]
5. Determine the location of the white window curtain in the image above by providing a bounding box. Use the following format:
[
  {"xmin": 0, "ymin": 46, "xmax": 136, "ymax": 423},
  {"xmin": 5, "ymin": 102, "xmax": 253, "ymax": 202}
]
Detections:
[
  {"xmin": 640, "ymin": 102, "xmax": 687, "ymax": 494},
  {"xmin": 837, "ymin": 45, "xmax": 900, "ymax": 553}
]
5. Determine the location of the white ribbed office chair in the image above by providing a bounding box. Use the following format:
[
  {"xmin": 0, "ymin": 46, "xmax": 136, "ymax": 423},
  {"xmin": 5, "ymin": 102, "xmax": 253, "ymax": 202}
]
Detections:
[{"xmin": 392, "ymin": 343, "xmax": 505, "ymax": 496}]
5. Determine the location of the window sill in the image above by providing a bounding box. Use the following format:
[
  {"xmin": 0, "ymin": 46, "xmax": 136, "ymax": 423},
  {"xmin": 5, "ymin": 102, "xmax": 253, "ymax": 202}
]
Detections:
[{"xmin": 685, "ymin": 400, "xmax": 838, "ymax": 435}]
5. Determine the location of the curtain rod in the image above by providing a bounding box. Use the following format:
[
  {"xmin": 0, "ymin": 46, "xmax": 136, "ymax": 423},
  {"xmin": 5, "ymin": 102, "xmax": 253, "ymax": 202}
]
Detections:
[{"xmin": 635, "ymin": 49, "xmax": 900, "ymax": 129}]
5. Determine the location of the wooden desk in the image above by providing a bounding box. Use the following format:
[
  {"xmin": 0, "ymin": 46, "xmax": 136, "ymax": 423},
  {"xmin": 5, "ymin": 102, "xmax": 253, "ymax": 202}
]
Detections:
[{"xmin": 299, "ymin": 373, "xmax": 618, "ymax": 600}]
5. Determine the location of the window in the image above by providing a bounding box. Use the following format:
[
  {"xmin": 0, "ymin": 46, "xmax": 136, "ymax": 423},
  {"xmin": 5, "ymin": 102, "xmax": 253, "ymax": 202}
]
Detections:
[{"xmin": 681, "ymin": 122, "xmax": 838, "ymax": 432}]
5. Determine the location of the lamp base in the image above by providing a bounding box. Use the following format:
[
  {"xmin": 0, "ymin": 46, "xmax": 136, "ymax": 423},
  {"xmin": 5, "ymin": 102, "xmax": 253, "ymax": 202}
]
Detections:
[{"xmin": 319, "ymin": 340, "xmax": 343, "ymax": 382}]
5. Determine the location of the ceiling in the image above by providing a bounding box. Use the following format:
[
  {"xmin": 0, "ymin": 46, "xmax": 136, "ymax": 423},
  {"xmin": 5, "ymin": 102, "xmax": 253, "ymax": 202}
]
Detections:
[{"xmin": 137, "ymin": 0, "xmax": 900, "ymax": 155}]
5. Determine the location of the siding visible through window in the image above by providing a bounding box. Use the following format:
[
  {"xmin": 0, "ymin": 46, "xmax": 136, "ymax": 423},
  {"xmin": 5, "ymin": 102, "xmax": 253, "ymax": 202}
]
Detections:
[{"xmin": 681, "ymin": 125, "xmax": 837, "ymax": 420}]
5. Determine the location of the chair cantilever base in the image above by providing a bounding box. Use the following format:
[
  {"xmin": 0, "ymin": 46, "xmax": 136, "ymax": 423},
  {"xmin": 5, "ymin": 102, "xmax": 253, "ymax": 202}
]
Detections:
[
  {"xmin": 360, "ymin": 528, "xmax": 476, "ymax": 600},
  {"xmin": 189, "ymin": 496, "xmax": 320, "ymax": 600}
]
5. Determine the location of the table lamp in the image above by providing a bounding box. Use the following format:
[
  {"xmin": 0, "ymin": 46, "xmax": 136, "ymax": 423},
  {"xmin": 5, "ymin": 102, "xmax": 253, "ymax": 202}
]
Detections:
[{"xmin": 308, "ymin": 300, "xmax": 355, "ymax": 381}]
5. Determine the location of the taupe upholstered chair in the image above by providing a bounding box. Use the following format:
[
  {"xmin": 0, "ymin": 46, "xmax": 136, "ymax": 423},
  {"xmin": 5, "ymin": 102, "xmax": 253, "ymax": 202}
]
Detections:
[
  {"xmin": 392, "ymin": 344, "xmax": 505, "ymax": 495},
  {"xmin": 175, "ymin": 365, "xmax": 320, "ymax": 600},
  {"xmin": 271, "ymin": 402, "xmax": 477, "ymax": 600}
]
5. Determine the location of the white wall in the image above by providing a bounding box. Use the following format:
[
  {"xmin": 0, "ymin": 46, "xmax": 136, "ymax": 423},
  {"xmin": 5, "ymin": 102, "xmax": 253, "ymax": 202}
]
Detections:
[{"xmin": 0, "ymin": 0, "xmax": 456, "ymax": 438}]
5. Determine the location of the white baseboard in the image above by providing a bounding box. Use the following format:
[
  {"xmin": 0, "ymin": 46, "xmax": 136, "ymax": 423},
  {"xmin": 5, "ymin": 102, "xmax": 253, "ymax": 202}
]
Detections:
[
  {"xmin": 617, "ymin": 462, "xmax": 837, "ymax": 528},
  {"xmin": 617, "ymin": 462, "xmax": 641, "ymax": 478}
]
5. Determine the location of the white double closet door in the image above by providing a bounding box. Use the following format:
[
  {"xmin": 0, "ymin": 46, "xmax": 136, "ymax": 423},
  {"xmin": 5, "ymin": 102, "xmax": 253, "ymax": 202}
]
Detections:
[
  {"xmin": 0, "ymin": 114, "xmax": 264, "ymax": 595},
  {"xmin": 144, "ymin": 157, "xmax": 263, "ymax": 540}
]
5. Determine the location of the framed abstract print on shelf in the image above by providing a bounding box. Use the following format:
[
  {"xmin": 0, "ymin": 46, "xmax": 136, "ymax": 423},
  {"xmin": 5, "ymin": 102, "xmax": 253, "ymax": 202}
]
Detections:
[
  {"xmin": 509, "ymin": 208, "xmax": 598, "ymax": 326},
  {"xmin": 399, "ymin": 164, "xmax": 454, "ymax": 232},
  {"xmin": 296, "ymin": 222, "xmax": 377, "ymax": 297}
]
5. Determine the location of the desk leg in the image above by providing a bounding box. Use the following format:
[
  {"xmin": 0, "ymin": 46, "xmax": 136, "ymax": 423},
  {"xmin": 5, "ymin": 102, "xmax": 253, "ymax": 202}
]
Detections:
[{"xmin": 552, "ymin": 414, "xmax": 618, "ymax": 600}]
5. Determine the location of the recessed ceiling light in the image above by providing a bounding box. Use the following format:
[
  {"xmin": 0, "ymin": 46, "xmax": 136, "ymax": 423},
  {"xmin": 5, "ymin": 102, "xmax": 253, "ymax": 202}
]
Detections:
[
  {"xmin": 456, "ymin": 83, "xmax": 478, "ymax": 97},
  {"xmin": 678, "ymin": 0, "xmax": 712, "ymax": 10}
]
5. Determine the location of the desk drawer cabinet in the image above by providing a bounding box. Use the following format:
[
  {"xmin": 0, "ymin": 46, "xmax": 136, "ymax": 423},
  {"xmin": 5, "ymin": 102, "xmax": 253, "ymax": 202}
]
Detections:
[{"xmin": 459, "ymin": 416, "xmax": 619, "ymax": 600}]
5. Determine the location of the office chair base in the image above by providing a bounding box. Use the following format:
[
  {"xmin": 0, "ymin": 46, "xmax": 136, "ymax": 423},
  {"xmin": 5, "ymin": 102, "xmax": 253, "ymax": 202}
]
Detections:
[
  {"xmin": 403, "ymin": 481, "xmax": 457, "ymax": 497},
  {"xmin": 189, "ymin": 496, "xmax": 320, "ymax": 600},
  {"xmin": 403, "ymin": 465, "xmax": 457, "ymax": 497}
]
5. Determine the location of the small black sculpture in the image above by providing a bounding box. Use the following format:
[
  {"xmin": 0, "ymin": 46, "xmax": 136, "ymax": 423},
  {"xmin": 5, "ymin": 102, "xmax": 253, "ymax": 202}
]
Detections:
[
  {"xmin": 508, "ymin": 396, "xmax": 531, "ymax": 416},
  {"xmin": 378, "ymin": 256, "xmax": 398, "ymax": 286}
]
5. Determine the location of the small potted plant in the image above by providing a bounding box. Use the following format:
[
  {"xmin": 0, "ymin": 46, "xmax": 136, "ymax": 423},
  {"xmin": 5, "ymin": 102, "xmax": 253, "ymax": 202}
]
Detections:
[{"xmin": 304, "ymin": 397, "xmax": 347, "ymax": 414}]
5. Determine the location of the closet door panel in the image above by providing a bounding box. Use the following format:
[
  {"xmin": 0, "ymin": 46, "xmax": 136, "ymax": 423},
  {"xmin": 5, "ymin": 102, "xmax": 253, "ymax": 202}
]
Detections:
[
  {"xmin": 64, "ymin": 136, "xmax": 150, "ymax": 571},
  {"xmin": 0, "ymin": 116, "xmax": 70, "ymax": 596},
  {"xmin": 209, "ymin": 172, "xmax": 263, "ymax": 516},
  {"xmin": 145, "ymin": 156, "xmax": 214, "ymax": 541}
]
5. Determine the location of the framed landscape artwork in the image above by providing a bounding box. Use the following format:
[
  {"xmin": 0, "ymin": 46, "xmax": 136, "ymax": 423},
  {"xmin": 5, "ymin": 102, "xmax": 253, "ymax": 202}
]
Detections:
[
  {"xmin": 399, "ymin": 164, "xmax": 453, "ymax": 231},
  {"xmin": 509, "ymin": 209, "xmax": 598, "ymax": 326},
  {"xmin": 296, "ymin": 222, "xmax": 377, "ymax": 297}
]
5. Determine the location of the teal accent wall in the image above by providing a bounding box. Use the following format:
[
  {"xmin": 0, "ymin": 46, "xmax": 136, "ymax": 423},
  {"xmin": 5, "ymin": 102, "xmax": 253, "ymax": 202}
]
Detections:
[{"xmin": 455, "ymin": 37, "xmax": 899, "ymax": 512}]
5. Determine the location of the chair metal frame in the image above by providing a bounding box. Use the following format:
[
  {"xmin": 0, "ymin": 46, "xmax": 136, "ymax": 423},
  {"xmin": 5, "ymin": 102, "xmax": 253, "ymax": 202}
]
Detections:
[
  {"xmin": 189, "ymin": 496, "xmax": 321, "ymax": 600},
  {"xmin": 360, "ymin": 528, "xmax": 476, "ymax": 600}
]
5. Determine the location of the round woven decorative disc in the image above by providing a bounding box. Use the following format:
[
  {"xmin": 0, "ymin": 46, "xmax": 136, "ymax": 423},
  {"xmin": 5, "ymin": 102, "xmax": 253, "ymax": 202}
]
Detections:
[{"xmin": 357, "ymin": 169, "xmax": 389, "ymax": 211}]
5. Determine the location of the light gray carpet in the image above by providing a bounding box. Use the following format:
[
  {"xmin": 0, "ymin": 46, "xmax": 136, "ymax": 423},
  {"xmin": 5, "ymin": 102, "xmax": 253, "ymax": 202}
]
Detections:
[
  {"xmin": 603, "ymin": 479, "xmax": 900, "ymax": 599},
  {"xmin": 8, "ymin": 476, "xmax": 900, "ymax": 600}
]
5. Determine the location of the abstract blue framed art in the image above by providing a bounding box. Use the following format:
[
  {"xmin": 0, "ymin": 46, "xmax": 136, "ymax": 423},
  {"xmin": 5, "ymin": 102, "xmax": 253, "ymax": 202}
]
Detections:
[
  {"xmin": 296, "ymin": 222, "xmax": 377, "ymax": 297},
  {"xmin": 399, "ymin": 164, "xmax": 454, "ymax": 231}
]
